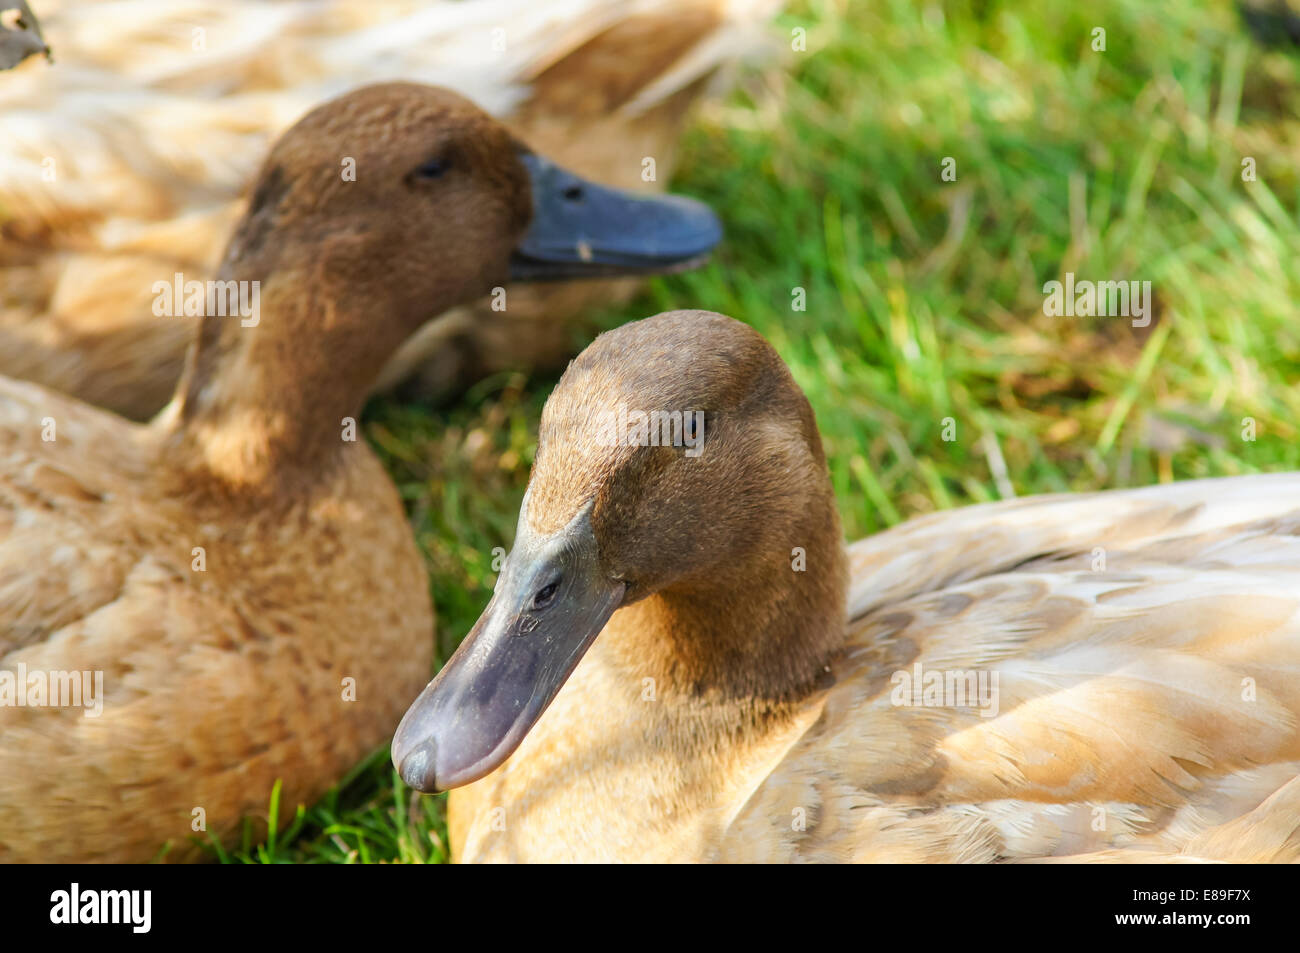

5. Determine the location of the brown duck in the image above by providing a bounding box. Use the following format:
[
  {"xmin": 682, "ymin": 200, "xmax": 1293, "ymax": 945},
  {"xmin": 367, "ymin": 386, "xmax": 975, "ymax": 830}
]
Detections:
[
  {"xmin": 395, "ymin": 310, "xmax": 1300, "ymax": 863},
  {"xmin": 0, "ymin": 85, "xmax": 720, "ymax": 863}
]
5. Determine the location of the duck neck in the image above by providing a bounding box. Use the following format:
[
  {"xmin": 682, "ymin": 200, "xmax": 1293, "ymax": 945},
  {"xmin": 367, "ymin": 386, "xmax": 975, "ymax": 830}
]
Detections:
[
  {"xmin": 598, "ymin": 487, "xmax": 848, "ymax": 727},
  {"xmin": 162, "ymin": 251, "xmax": 429, "ymax": 496}
]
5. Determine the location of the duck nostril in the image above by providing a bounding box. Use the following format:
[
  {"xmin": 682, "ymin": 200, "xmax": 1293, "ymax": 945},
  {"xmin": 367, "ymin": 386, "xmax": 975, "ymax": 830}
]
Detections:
[
  {"xmin": 561, "ymin": 185, "xmax": 584, "ymax": 202},
  {"xmin": 532, "ymin": 581, "xmax": 560, "ymax": 610}
]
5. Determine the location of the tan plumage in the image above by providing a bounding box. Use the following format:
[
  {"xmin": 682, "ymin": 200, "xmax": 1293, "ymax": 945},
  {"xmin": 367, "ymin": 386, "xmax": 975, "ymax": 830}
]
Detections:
[
  {"xmin": 444, "ymin": 311, "xmax": 1300, "ymax": 863},
  {"xmin": 0, "ymin": 0, "xmax": 777, "ymax": 418},
  {"xmin": 0, "ymin": 377, "xmax": 430, "ymax": 862}
]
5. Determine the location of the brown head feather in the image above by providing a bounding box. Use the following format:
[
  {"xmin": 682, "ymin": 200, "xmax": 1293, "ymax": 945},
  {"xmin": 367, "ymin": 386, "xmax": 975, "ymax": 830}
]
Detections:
[{"xmin": 527, "ymin": 310, "xmax": 848, "ymax": 705}]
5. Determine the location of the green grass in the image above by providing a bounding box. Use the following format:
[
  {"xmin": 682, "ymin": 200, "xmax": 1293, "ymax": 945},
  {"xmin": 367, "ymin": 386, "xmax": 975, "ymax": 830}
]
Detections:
[{"xmin": 222, "ymin": 0, "xmax": 1300, "ymax": 862}]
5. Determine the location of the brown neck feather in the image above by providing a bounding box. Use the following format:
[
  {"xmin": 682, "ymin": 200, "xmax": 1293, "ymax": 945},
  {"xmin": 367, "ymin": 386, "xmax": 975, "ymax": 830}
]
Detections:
[
  {"xmin": 598, "ymin": 476, "xmax": 847, "ymax": 723},
  {"xmin": 161, "ymin": 245, "xmax": 427, "ymax": 497}
]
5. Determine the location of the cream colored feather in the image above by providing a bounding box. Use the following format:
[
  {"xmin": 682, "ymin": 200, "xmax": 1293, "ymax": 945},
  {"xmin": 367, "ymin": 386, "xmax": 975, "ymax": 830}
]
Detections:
[{"xmin": 725, "ymin": 473, "xmax": 1300, "ymax": 862}]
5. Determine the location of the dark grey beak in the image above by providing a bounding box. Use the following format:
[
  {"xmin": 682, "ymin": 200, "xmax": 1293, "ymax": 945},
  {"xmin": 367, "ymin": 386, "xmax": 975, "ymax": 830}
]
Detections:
[
  {"xmin": 392, "ymin": 505, "xmax": 624, "ymax": 792},
  {"xmin": 509, "ymin": 153, "xmax": 723, "ymax": 281},
  {"xmin": 0, "ymin": 1, "xmax": 50, "ymax": 70}
]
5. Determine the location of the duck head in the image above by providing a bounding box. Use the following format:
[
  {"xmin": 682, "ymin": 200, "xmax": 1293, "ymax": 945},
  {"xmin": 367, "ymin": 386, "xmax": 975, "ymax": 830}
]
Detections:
[
  {"xmin": 393, "ymin": 310, "xmax": 848, "ymax": 792},
  {"xmin": 171, "ymin": 83, "xmax": 721, "ymax": 487},
  {"xmin": 216, "ymin": 81, "xmax": 721, "ymax": 312}
]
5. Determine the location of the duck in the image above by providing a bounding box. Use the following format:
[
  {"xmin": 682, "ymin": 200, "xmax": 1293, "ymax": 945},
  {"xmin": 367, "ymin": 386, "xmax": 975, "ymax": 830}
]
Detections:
[
  {"xmin": 0, "ymin": 0, "xmax": 775, "ymax": 419},
  {"xmin": 393, "ymin": 310, "xmax": 1300, "ymax": 863},
  {"xmin": 0, "ymin": 84, "xmax": 722, "ymax": 863}
]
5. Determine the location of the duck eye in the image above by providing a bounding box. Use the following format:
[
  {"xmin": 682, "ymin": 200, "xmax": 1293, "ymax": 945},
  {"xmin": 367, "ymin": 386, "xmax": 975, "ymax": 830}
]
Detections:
[
  {"xmin": 532, "ymin": 581, "xmax": 560, "ymax": 610},
  {"xmin": 562, "ymin": 185, "xmax": 584, "ymax": 202},
  {"xmin": 409, "ymin": 157, "xmax": 452, "ymax": 182}
]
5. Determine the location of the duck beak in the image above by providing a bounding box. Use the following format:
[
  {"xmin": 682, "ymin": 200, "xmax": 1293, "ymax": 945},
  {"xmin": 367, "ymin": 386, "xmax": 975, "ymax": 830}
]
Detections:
[
  {"xmin": 0, "ymin": 1, "xmax": 50, "ymax": 70},
  {"xmin": 509, "ymin": 153, "xmax": 722, "ymax": 281},
  {"xmin": 392, "ymin": 506, "xmax": 623, "ymax": 793}
]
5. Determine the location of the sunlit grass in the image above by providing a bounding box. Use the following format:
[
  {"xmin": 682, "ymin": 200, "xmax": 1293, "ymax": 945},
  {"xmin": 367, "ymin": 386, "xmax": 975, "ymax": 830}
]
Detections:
[{"xmin": 242, "ymin": 0, "xmax": 1300, "ymax": 862}]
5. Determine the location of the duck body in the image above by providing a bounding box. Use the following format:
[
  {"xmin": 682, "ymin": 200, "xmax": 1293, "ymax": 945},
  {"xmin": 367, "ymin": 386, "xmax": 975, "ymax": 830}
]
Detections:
[
  {"xmin": 0, "ymin": 0, "xmax": 772, "ymax": 417},
  {"xmin": 394, "ymin": 311, "xmax": 1300, "ymax": 864},
  {"xmin": 0, "ymin": 378, "xmax": 430, "ymax": 862},
  {"xmin": 450, "ymin": 474, "xmax": 1300, "ymax": 862}
]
